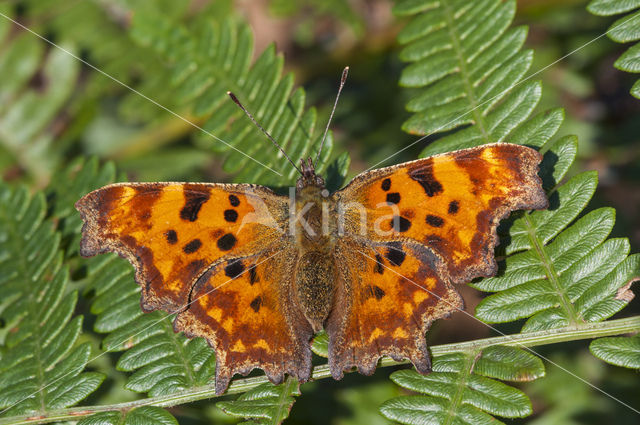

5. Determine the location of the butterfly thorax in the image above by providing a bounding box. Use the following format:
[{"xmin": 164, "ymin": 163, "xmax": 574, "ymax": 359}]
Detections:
[{"xmin": 293, "ymin": 159, "xmax": 337, "ymax": 332}]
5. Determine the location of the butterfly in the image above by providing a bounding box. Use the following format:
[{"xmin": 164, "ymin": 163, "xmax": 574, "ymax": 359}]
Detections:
[{"xmin": 75, "ymin": 70, "xmax": 548, "ymax": 394}]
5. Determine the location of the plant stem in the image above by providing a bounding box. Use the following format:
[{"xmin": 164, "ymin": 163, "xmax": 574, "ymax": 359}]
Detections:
[{"xmin": 1, "ymin": 315, "xmax": 638, "ymax": 425}]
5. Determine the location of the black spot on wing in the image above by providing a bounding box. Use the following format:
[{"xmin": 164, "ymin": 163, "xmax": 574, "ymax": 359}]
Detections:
[
  {"xmin": 385, "ymin": 242, "xmax": 406, "ymax": 266},
  {"xmin": 392, "ymin": 216, "xmax": 412, "ymax": 232},
  {"xmin": 183, "ymin": 239, "xmax": 202, "ymax": 254},
  {"xmin": 374, "ymin": 254, "xmax": 385, "ymax": 274},
  {"xmin": 365, "ymin": 285, "xmax": 386, "ymax": 300},
  {"xmin": 250, "ymin": 296, "xmax": 262, "ymax": 312},
  {"xmin": 426, "ymin": 215, "xmax": 444, "ymax": 228},
  {"xmin": 386, "ymin": 192, "xmax": 401, "ymax": 204},
  {"xmin": 448, "ymin": 200, "xmax": 459, "ymax": 214},
  {"xmin": 224, "ymin": 260, "xmax": 244, "ymax": 279},
  {"xmin": 229, "ymin": 194, "xmax": 240, "ymax": 207},
  {"xmin": 180, "ymin": 187, "xmax": 210, "ymax": 221},
  {"xmin": 248, "ymin": 265, "xmax": 258, "ymax": 285},
  {"xmin": 408, "ymin": 160, "xmax": 443, "ymax": 197},
  {"xmin": 217, "ymin": 233, "xmax": 237, "ymax": 251},
  {"xmin": 224, "ymin": 209, "xmax": 238, "ymax": 222},
  {"xmin": 165, "ymin": 230, "xmax": 177, "ymax": 244},
  {"xmin": 381, "ymin": 178, "xmax": 391, "ymax": 191}
]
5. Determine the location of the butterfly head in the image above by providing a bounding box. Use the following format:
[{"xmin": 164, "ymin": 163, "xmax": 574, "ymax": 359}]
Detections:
[{"xmin": 296, "ymin": 157, "xmax": 325, "ymax": 192}]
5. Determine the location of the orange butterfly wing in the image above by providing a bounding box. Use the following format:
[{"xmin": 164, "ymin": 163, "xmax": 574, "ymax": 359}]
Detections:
[
  {"xmin": 329, "ymin": 143, "xmax": 547, "ymax": 376},
  {"xmin": 76, "ymin": 183, "xmax": 312, "ymax": 394},
  {"xmin": 175, "ymin": 245, "xmax": 313, "ymax": 394},
  {"xmin": 327, "ymin": 240, "xmax": 463, "ymax": 378}
]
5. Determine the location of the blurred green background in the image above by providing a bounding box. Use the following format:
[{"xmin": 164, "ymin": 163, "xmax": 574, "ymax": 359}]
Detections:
[{"xmin": 0, "ymin": 0, "xmax": 638, "ymax": 423}]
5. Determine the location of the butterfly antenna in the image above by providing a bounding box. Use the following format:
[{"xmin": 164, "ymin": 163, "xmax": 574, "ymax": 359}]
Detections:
[
  {"xmin": 314, "ymin": 66, "xmax": 349, "ymax": 168},
  {"xmin": 227, "ymin": 91, "xmax": 303, "ymax": 175}
]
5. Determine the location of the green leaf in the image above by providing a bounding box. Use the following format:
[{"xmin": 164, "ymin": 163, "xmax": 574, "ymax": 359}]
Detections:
[
  {"xmin": 311, "ymin": 331, "xmax": 329, "ymax": 358},
  {"xmin": 125, "ymin": 406, "xmax": 178, "ymax": 425},
  {"xmin": 590, "ymin": 335, "xmax": 640, "ymax": 369},
  {"xmin": 85, "ymin": 254, "xmax": 216, "ymax": 397},
  {"xmin": 217, "ymin": 377, "xmax": 300, "ymax": 425},
  {"xmin": 587, "ymin": 0, "xmax": 640, "ymax": 98},
  {"xmin": 587, "ymin": 0, "xmax": 640, "ymax": 16},
  {"xmin": 395, "ymin": 0, "xmax": 559, "ymax": 160},
  {"xmin": 474, "ymin": 346, "xmax": 545, "ymax": 382},
  {"xmin": 78, "ymin": 406, "xmax": 178, "ymax": 425},
  {"xmin": 381, "ymin": 350, "xmax": 536, "ymax": 424},
  {"xmin": 0, "ymin": 183, "xmax": 102, "ymax": 416}
]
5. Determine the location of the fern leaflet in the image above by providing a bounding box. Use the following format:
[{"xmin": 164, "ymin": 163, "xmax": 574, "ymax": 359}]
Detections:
[
  {"xmin": 217, "ymin": 377, "xmax": 300, "ymax": 425},
  {"xmin": 380, "ymin": 346, "xmax": 544, "ymax": 424},
  {"xmin": 0, "ymin": 183, "xmax": 103, "ymax": 416},
  {"xmin": 588, "ymin": 0, "xmax": 640, "ymax": 99},
  {"xmin": 77, "ymin": 406, "xmax": 178, "ymax": 425},
  {"xmin": 590, "ymin": 335, "xmax": 640, "ymax": 369}
]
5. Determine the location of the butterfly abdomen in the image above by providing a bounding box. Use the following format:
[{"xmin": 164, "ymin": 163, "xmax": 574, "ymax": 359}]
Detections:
[{"xmin": 295, "ymin": 251, "xmax": 336, "ymax": 332}]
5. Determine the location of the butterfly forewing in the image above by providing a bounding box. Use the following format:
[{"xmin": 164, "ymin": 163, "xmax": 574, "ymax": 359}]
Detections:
[
  {"xmin": 334, "ymin": 143, "xmax": 548, "ymax": 283},
  {"xmin": 76, "ymin": 182, "xmax": 288, "ymax": 311}
]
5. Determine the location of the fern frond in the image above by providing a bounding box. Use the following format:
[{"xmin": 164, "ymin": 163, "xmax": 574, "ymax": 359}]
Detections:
[
  {"xmin": 77, "ymin": 406, "xmax": 178, "ymax": 425},
  {"xmin": 590, "ymin": 335, "xmax": 640, "ymax": 369},
  {"xmin": 85, "ymin": 253, "xmax": 215, "ymax": 398},
  {"xmin": 390, "ymin": 1, "xmax": 639, "ymax": 423},
  {"xmin": 0, "ymin": 4, "xmax": 79, "ymax": 185},
  {"xmin": 0, "ymin": 183, "xmax": 103, "ymax": 416},
  {"xmin": 588, "ymin": 0, "xmax": 640, "ymax": 99},
  {"xmin": 473, "ymin": 137, "xmax": 639, "ymax": 330},
  {"xmin": 395, "ymin": 0, "xmax": 542, "ymax": 153},
  {"xmin": 217, "ymin": 377, "xmax": 300, "ymax": 425},
  {"xmin": 129, "ymin": 10, "xmax": 339, "ymax": 186},
  {"xmin": 380, "ymin": 346, "xmax": 544, "ymax": 424}
]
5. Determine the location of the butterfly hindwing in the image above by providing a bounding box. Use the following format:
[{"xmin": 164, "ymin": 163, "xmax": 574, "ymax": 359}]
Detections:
[
  {"xmin": 326, "ymin": 240, "xmax": 463, "ymax": 378},
  {"xmin": 174, "ymin": 246, "xmax": 313, "ymax": 394}
]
